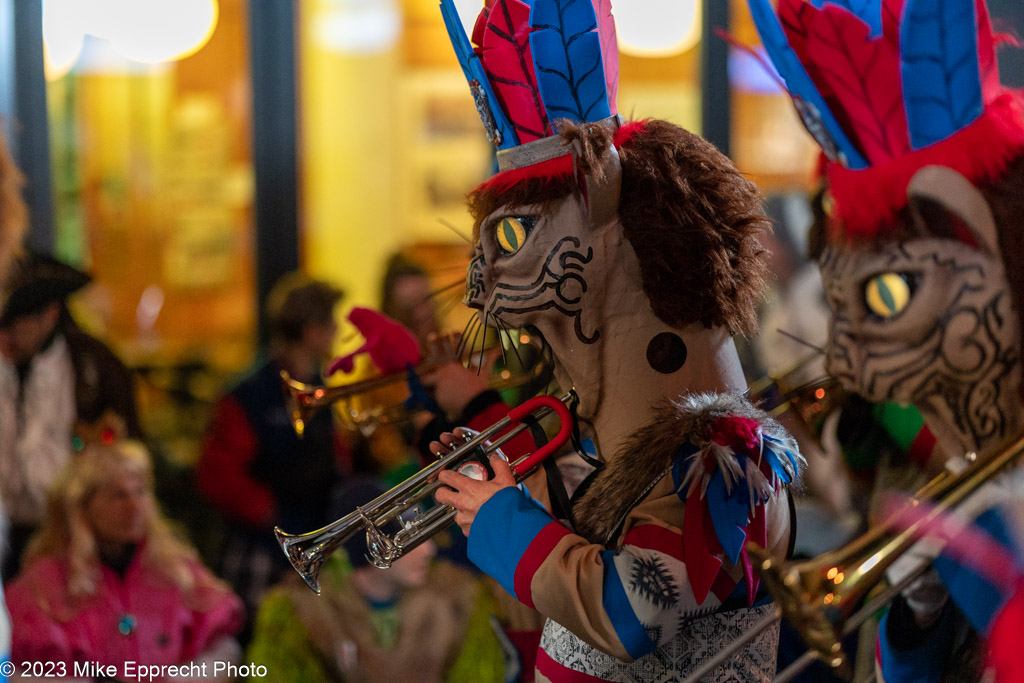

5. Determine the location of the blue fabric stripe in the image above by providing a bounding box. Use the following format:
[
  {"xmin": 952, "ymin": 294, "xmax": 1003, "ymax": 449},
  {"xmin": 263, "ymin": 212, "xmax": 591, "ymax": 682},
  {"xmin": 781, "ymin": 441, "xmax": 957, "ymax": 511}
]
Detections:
[
  {"xmin": 467, "ymin": 486, "xmax": 555, "ymax": 599},
  {"xmin": 877, "ymin": 606, "xmax": 953, "ymax": 683},
  {"xmin": 601, "ymin": 550, "xmax": 656, "ymax": 660},
  {"xmin": 934, "ymin": 507, "xmax": 1018, "ymax": 634}
]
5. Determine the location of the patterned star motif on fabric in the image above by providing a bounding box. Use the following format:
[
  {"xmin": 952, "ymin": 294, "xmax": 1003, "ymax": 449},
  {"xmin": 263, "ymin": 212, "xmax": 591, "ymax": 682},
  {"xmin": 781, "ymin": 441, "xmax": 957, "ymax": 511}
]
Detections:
[{"xmin": 629, "ymin": 556, "xmax": 680, "ymax": 609}]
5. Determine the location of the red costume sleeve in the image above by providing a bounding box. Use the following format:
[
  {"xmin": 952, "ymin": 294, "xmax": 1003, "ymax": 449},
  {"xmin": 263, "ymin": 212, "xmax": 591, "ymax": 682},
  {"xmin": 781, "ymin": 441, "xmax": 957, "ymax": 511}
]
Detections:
[{"xmin": 197, "ymin": 397, "xmax": 276, "ymax": 528}]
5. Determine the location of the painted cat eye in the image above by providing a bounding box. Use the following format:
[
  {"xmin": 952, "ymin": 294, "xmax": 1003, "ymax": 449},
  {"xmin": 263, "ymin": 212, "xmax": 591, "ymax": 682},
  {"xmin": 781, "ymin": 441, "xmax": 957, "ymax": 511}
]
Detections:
[
  {"xmin": 495, "ymin": 216, "xmax": 535, "ymax": 255},
  {"xmin": 864, "ymin": 272, "xmax": 913, "ymax": 319}
]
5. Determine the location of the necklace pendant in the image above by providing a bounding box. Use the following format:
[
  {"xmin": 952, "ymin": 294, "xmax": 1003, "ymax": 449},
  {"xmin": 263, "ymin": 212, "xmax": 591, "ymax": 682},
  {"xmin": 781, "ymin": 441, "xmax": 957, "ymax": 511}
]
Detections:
[{"xmin": 117, "ymin": 613, "xmax": 137, "ymax": 636}]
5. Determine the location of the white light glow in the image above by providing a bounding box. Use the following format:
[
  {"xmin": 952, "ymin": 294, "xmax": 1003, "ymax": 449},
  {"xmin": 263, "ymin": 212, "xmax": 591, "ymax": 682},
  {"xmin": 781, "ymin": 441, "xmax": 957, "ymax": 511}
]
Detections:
[
  {"xmin": 96, "ymin": 0, "xmax": 218, "ymax": 64},
  {"xmin": 313, "ymin": 0, "xmax": 401, "ymax": 54},
  {"xmin": 42, "ymin": 0, "xmax": 86, "ymax": 80},
  {"xmin": 615, "ymin": 0, "xmax": 702, "ymax": 58},
  {"xmin": 42, "ymin": 0, "xmax": 218, "ymax": 72}
]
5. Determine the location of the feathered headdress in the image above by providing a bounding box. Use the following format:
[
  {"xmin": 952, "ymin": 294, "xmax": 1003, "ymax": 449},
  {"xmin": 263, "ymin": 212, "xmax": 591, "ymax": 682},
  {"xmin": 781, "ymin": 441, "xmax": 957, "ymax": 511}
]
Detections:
[
  {"xmin": 439, "ymin": 0, "xmax": 621, "ymax": 173},
  {"xmin": 748, "ymin": 0, "xmax": 1024, "ymax": 241}
]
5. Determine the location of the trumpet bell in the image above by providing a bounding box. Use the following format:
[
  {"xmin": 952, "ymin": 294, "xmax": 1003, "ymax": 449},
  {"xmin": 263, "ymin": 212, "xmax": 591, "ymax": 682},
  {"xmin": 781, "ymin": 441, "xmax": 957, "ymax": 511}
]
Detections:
[
  {"xmin": 275, "ymin": 394, "xmax": 576, "ymax": 593},
  {"xmin": 283, "ymin": 331, "xmax": 552, "ymax": 437}
]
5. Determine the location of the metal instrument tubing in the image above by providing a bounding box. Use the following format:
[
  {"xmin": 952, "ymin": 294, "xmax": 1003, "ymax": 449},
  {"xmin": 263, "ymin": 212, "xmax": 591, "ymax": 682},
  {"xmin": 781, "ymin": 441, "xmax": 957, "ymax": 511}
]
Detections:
[{"xmin": 772, "ymin": 562, "xmax": 927, "ymax": 682}]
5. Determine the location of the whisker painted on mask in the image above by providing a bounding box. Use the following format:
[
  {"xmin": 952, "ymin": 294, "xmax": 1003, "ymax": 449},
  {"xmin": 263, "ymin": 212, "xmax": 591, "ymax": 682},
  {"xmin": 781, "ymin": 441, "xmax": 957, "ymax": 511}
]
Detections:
[
  {"xmin": 437, "ymin": 218, "xmax": 474, "ymax": 245},
  {"xmin": 455, "ymin": 314, "xmax": 476, "ymax": 361},
  {"xmin": 427, "ymin": 279, "xmax": 465, "ymax": 300},
  {"xmin": 477, "ymin": 310, "xmax": 489, "ymax": 376},
  {"xmin": 776, "ymin": 328, "xmax": 827, "ymax": 355}
]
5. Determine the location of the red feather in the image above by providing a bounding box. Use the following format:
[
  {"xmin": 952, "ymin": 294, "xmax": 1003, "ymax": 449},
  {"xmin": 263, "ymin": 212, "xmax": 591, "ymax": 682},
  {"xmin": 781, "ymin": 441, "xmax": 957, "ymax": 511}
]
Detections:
[
  {"xmin": 778, "ymin": 0, "xmax": 814, "ymax": 65},
  {"xmin": 806, "ymin": 4, "xmax": 911, "ymax": 163},
  {"xmin": 479, "ymin": 0, "xmax": 550, "ymax": 142},
  {"xmin": 881, "ymin": 0, "xmax": 904, "ymax": 48},
  {"xmin": 683, "ymin": 493, "xmax": 722, "ymax": 606},
  {"xmin": 975, "ymin": 0, "xmax": 1001, "ymax": 103},
  {"xmin": 472, "ymin": 2, "xmax": 491, "ymax": 47},
  {"xmin": 591, "ymin": 0, "xmax": 619, "ymax": 115}
]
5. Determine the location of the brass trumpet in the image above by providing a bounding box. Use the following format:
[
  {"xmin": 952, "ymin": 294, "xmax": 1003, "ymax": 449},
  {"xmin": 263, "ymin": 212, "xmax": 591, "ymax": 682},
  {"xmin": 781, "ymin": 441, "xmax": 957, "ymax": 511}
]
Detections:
[
  {"xmin": 283, "ymin": 332, "xmax": 551, "ymax": 437},
  {"xmin": 275, "ymin": 394, "xmax": 574, "ymax": 594},
  {"xmin": 683, "ymin": 433, "xmax": 1024, "ymax": 682}
]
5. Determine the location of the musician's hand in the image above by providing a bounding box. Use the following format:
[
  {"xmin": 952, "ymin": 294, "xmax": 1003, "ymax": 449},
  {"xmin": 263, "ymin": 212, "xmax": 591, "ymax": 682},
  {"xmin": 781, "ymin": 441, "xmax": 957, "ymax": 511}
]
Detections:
[
  {"xmin": 421, "ymin": 361, "xmax": 491, "ymax": 420},
  {"xmin": 433, "ymin": 430, "xmax": 516, "ymax": 536}
]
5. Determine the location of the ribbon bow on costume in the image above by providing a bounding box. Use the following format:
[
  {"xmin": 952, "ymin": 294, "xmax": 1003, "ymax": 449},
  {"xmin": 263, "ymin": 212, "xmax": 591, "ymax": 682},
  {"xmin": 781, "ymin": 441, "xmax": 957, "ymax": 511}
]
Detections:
[{"xmin": 673, "ymin": 415, "xmax": 801, "ymax": 606}]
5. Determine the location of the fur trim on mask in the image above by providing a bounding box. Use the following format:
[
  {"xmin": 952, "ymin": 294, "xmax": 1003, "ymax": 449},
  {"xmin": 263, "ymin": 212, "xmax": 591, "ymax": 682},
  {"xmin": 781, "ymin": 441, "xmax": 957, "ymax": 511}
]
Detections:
[{"xmin": 572, "ymin": 392, "xmax": 803, "ymax": 545}]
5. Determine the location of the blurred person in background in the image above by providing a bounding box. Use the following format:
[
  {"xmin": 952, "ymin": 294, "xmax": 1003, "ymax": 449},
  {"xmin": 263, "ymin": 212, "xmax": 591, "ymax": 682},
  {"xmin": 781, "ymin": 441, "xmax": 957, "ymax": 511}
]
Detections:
[
  {"xmin": 0, "ymin": 253, "xmax": 141, "ymax": 581},
  {"xmin": 246, "ymin": 477, "xmax": 506, "ymax": 683},
  {"xmin": 380, "ymin": 252, "xmax": 441, "ymax": 350},
  {"xmin": 197, "ymin": 272, "xmax": 357, "ymax": 645},
  {"xmin": 4, "ymin": 437, "xmax": 242, "ymax": 679}
]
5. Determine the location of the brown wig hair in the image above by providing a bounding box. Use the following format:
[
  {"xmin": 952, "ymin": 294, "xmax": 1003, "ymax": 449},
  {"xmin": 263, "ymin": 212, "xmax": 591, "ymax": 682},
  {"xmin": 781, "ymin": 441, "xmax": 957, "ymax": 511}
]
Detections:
[{"xmin": 467, "ymin": 119, "xmax": 771, "ymax": 335}]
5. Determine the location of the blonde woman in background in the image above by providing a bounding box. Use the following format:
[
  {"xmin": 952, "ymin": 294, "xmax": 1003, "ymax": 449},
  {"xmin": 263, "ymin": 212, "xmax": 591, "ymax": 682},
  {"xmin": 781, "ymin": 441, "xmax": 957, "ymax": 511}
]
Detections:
[{"xmin": 4, "ymin": 438, "xmax": 243, "ymax": 681}]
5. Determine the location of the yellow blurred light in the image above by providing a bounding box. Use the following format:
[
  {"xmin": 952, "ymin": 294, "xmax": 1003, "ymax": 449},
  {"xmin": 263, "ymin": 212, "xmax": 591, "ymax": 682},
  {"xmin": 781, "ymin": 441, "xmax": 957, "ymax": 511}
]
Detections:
[
  {"xmin": 615, "ymin": 0, "xmax": 702, "ymax": 58},
  {"xmin": 93, "ymin": 0, "xmax": 218, "ymax": 64}
]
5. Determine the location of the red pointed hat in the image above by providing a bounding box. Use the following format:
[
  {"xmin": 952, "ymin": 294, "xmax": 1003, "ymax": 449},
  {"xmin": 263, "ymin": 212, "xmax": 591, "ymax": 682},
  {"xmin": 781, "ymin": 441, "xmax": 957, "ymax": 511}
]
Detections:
[{"xmin": 748, "ymin": 0, "xmax": 1024, "ymax": 242}]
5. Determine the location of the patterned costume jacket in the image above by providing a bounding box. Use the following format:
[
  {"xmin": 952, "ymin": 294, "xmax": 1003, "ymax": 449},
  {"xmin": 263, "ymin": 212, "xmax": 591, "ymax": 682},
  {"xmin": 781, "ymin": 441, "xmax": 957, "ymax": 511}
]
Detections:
[{"xmin": 467, "ymin": 393, "xmax": 803, "ymax": 683}]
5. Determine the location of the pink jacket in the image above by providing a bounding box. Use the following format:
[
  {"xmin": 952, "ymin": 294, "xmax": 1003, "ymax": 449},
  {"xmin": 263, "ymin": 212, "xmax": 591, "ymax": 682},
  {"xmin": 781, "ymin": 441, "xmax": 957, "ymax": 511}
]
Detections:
[{"xmin": 5, "ymin": 553, "xmax": 242, "ymax": 670}]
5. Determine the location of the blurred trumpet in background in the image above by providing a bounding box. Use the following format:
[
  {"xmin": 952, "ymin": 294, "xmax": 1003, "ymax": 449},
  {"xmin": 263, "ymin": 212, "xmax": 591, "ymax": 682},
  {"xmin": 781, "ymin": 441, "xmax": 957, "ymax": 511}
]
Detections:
[{"xmin": 283, "ymin": 330, "xmax": 553, "ymax": 437}]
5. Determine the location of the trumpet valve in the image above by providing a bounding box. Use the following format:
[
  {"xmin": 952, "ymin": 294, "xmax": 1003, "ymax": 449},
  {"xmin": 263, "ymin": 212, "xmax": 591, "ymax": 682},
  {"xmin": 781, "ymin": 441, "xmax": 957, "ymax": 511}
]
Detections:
[{"xmin": 360, "ymin": 507, "xmax": 400, "ymax": 569}]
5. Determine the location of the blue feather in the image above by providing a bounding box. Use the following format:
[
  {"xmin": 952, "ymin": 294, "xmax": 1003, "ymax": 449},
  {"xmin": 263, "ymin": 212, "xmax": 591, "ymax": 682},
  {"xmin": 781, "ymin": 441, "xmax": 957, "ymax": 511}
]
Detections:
[
  {"xmin": 748, "ymin": 0, "xmax": 869, "ymax": 169},
  {"xmin": 764, "ymin": 447, "xmax": 793, "ymax": 485},
  {"xmin": 439, "ymin": 0, "xmax": 519, "ymax": 148},
  {"xmin": 812, "ymin": 0, "xmax": 883, "ymax": 37},
  {"xmin": 706, "ymin": 473, "xmax": 749, "ymax": 565},
  {"xmin": 529, "ymin": 0, "xmax": 611, "ymax": 126},
  {"xmin": 901, "ymin": 0, "xmax": 983, "ymax": 149},
  {"xmin": 764, "ymin": 434, "xmax": 801, "ymax": 476},
  {"xmin": 671, "ymin": 442, "xmax": 700, "ymax": 501}
]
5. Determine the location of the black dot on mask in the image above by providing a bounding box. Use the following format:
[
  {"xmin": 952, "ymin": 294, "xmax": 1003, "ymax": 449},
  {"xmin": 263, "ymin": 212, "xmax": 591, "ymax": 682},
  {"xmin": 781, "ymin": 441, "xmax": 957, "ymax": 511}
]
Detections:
[{"xmin": 646, "ymin": 333, "xmax": 687, "ymax": 374}]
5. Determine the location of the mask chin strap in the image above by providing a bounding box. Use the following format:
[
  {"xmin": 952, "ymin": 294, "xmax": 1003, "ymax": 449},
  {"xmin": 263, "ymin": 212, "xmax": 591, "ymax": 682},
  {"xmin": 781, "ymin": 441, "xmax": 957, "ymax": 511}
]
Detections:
[
  {"xmin": 567, "ymin": 390, "xmax": 602, "ymax": 468},
  {"xmin": 517, "ymin": 389, "xmax": 601, "ymax": 531}
]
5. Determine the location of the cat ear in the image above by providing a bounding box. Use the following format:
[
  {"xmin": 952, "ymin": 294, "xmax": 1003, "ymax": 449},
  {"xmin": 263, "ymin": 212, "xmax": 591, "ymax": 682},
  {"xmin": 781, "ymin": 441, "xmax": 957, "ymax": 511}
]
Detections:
[{"xmin": 907, "ymin": 166, "xmax": 999, "ymax": 254}]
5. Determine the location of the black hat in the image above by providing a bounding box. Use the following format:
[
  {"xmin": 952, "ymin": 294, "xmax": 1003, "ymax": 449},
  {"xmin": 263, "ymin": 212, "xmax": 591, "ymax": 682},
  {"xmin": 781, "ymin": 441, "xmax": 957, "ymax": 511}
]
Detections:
[{"xmin": 0, "ymin": 253, "xmax": 91, "ymax": 328}]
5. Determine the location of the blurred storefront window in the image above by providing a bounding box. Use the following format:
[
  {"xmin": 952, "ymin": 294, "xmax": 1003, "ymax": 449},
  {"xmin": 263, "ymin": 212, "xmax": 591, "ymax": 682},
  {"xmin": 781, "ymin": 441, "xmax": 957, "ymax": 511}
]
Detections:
[
  {"xmin": 44, "ymin": 0, "xmax": 255, "ymax": 463},
  {"xmin": 46, "ymin": 0, "xmax": 254, "ymax": 368}
]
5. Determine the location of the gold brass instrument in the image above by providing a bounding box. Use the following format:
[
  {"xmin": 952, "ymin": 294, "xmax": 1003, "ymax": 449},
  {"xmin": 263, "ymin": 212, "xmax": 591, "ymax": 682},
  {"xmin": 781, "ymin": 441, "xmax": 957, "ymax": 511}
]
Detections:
[
  {"xmin": 275, "ymin": 394, "xmax": 574, "ymax": 594},
  {"xmin": 683, "ymin": 433, "xmax": 1024, "ymax": 682},
  {"xmin": 283, "ymin": 332, "xmax": 551, "ymax": 437},
  {"xmin": 748, "ymin": 354, "xmax": 844, "ymax": 426}
]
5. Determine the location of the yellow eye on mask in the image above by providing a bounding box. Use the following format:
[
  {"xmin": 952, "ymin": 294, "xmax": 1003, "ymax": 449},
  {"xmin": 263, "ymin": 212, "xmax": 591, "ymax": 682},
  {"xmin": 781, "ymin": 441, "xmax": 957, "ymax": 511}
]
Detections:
[
  {"xmin": 495, "ymin": 216, "xmax": 533, "ymax": 255},
  {"xmin": 864, "ymin": 272, "xmax": 912, "ymax": 319}
]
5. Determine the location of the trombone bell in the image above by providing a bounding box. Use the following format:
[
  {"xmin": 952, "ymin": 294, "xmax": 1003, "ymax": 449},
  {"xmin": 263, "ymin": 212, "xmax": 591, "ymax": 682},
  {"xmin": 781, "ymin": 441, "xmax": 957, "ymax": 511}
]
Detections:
[{"xmin": 750, "ymin": 432, "xmax": 1024, "ymax": 671}]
